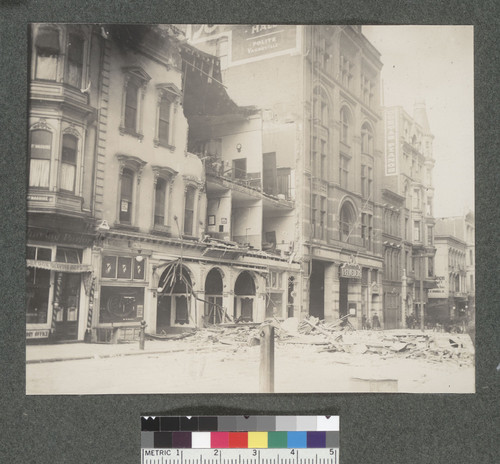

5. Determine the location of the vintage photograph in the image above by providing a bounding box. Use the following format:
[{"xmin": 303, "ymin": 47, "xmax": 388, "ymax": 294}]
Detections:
[{"xmin": 25, "ymin": 24, "xmax": 474, "ymax": 394}]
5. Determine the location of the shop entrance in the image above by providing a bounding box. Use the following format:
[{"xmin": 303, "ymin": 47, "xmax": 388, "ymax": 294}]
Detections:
[
  {"xmin": 53, "ymin": 272, "xmax": 81, "ymax": 341},
  {"xmin": 204, "ymin": 268, "xmax": 224, "ymax": 324},
  {"xmin": 309, "ymin": 260, "xmax": 325, "ymax": 319},
  {"xmin": 339, "ymin": 277, "xmax": 348, "ymax": 317}
]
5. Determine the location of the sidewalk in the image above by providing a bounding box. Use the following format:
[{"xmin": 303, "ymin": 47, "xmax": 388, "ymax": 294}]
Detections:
[{"xmin": 26, "ymin": 338, "xmax": 198, "ymax": 364}]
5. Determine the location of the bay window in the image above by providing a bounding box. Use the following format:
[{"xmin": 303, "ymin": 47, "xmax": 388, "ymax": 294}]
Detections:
[
  {"xmin": 67, "ymin": 33, "xmax": 84, "ymax": 88},
  {"xmin": 34, "ymin": 26, "xmax": 60, "ymax": 81}
]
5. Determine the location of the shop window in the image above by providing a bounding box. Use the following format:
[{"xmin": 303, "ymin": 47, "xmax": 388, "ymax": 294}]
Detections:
[
  {"xmin": 67, "ymin": 34, "xmax": 84, "ymax": 88},
  {"xmin": 120, "ymin": 67, "xmax": 151, "ymax": 138},
  {"xmin": 99, "ymin": 286, "xmax": 145, "ymax": 323},
  {"xmin": 34, "ymin": 26, "xmax": 60, "ymax": 81},
  {"xmin": 60, "ymin": 134, "xmax": 78, "ymax": 192},
  {"xmin": 55, "ymin": 247, "xmax": 82, "ymax": 263},
  {"xmin": 29, "ymin": 129, "xmax": 52, "ymax": 188},
  {"xmin": 101, "ymin": 255, "xmax": 145, "ymax": 281},
  {"xmin": 26, "ymin": 267, "xmax": 51, "ymax": 324}
]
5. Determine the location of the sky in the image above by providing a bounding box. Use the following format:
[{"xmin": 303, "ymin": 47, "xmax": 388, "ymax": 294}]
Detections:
[{"xmin": 362, "ymin": 26, "xmax": 474, "ymax": 218}]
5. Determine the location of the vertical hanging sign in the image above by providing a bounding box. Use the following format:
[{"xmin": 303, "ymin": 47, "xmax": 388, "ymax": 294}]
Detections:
[{"xmin": 385, "ymin": 108, "xmax": 399, "ymax": 176}]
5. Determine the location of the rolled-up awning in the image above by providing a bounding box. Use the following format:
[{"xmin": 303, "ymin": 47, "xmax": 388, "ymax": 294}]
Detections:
[{"xmin": 26, "ymin": 259, "xmax": 92, "ymax": 273}]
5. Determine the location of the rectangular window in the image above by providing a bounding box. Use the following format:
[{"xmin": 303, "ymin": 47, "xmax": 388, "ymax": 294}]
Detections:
[
  {"xmin": 154, "ymin": 178, "xmax": 167, "ymax": 225},
  {"xmin": 339, "ymin": 155, "xmax": 349, "ymax": 188},
  {"xmin": 320, "ymin": 196, "xmax": 327, "ymax": 240},
  {"xmin": 29, "ymin": 130, "xmax": 52, "ymax": 188},
  {"xmin": 405, "ymin": 217, "xmax": 409, "ymax": 240},
  {"xmin": 184, "ymin": 188, "xmax": 196, "ymax": 236},
  {"xmin": 311, "ymin": 194, "xmax": 317, "ymax": 237},
  {"xmin": 67, "ymin": 34, "xmax": 84, "ymax": 88},
  {"xmin": 414, "ymin": 221, "xmax": 421, "ymax": 241},
  {"xmin": 124, "ymin": 81, "xmax": 138, "ymax": 131},
  {"xmin": 158, "ymin": 97, "xmax": 171, "ymax": 145},
  {"xmin": 60, "ymin": 134, "xmax": 77, "ymax": 192},
  {"xmin": 26, "ymin": 268, "xmax": 51, "ymax": 324},
  {"xmin": 427, "ymin": 226, "xmax": 433, "ymax": 245},
  {"xmin": 311, "ymin": 136, "xmax": 318, "ymax": 176},
  {"xmin": 320, "ymin": 139, "xmax": 327, "ymax": 180},
  {"xmin": 35, "ymin": 27, "xmax": 59, "ymax": 81},
  {"xmin": 428, "ymin": 257, "xmax": 434, "ymax": 278},
  {"xmin": 119, "ymin": 169, "xmax": 134, "ymax": 223},
  {"xmin": 99, "ymin": 286, "xmax": 144, "ymax": 323}
]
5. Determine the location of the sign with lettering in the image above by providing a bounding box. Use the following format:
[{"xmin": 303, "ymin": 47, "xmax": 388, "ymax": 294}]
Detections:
[
  {"xmin": 385, "ymin": 109, "xmax": 399, "ymax": 176},
  {"xmin": 27, "ymin": 194, "xmax": 51, "ymax": 202},
  {"xmin": 231, "ymin": 25, "xmax": 298, "ymax": 64},
  {"xmin": 428, "ymin": 275, "xmax": 447, "ymax": 296},
  {"xmin": 26, "ymin": 329, "xmax": 50, "ymax": 339},
  {"xmin": 340, "ymin": 263, "xmax": 362, "ymax": 279},
  {"xmin": 26, "ymin": 259, "xmax": 92, "ymax": 273}
]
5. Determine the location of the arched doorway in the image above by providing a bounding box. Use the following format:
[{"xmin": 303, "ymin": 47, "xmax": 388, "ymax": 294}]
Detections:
[
  {"xmin": 234, "ymin": 271, "xmax": 255, "ymax": 322},
  {"xmin": 156, "ymin": 264, "xmax": 193, "ymax": 333},
  {"xmin": 204, "ymin": 268, "xmax": 224, "ymax": 325}
]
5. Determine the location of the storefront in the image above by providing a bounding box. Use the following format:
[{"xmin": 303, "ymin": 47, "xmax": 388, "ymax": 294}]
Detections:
[
  {"xmin": 94, "ymin": 252, "xmax": 148, "ymax": 342},
  {"xmin": 26, "ymin": 244, "xmax": 92, "ymax": 342}
]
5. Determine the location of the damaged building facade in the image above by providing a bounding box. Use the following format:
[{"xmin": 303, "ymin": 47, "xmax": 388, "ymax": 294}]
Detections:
[
  {"xmin": 185, "ymin": 25, "xmax": 385, "ymax": 328},
  {"xmin": 27, "ymin": 24, "xmax": 300, "ymax": 343},
  {"xmin": 382, "ymin": 102, "xmax": 437, "ymax": 328}
]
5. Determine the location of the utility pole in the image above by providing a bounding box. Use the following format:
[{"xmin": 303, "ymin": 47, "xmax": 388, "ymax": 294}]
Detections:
[{"xmin": 420, "ymin": 255, "xmax": 425, "ymax": 331}]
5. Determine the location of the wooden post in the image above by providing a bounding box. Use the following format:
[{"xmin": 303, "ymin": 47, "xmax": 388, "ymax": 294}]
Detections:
[{"xmin": 259, "ymin": 324, "xmax": 275, "ymax": 393}]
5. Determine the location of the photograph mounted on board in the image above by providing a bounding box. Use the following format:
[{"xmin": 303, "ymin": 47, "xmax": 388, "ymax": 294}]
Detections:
[{"xmin": 26, "ymin": 24, "xmax": 475, "ymax": 394}]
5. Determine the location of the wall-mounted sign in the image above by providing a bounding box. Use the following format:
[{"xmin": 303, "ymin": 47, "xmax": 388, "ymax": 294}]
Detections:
[
  {"xmin": 27, "ymin": 194, "xmax": 51, "ymax": 202},
  {"xmin": 385, "ymin": 109, "xmax": 399, "ymax": 176},
  {"xmin": 340, "ymin": 263, "xmax": 362, "ymax": 279},
  {"xmin": 26, "ymin": 329, "xmax": 50, "ymax": 339}
]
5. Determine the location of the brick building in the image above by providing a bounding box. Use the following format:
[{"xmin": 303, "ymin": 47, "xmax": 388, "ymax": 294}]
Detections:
[{"xmin": 185, "ymin": 25, "xmax": 385, "ymax": 328}]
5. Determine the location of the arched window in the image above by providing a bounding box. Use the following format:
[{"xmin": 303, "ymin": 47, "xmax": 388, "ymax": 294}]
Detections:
[
  {"xmin": 34, "ymin": 26, "xmax": 60, "ymax": 81},
  {"xmin": 339, "ymin": 201, "xmax": 356, "ymax": 242},
  {"xmin": 60, "ymin": 134, "xmax": 77, "ymax": 192},
  {"xmin": 361, "ymin": 122, "xmax": 374, "ymax": 155},
  {"xmin": 340, "ymin": 107, "xmax": 351, "ymax": 144},
  {"xmin": 29, "ymin": 129, "xmax": 52, "ymax": 188}
]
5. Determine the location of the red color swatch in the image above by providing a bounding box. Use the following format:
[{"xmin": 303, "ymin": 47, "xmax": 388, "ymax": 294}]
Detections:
[{"xmin": 229, "ymin": 432, "xmax": 248, "ymax": 448}]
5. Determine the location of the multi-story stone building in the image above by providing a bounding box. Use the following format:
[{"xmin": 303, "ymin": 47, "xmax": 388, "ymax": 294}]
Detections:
[
  {"xmin": 27, "ymin": 24, "xmax": 300, "ymax": 343},
  {"xmin": 427, "ymin": 213, "xmax": 475, "ymax": 325},
  {"xmin": 382, "ymin": 101, "xmax": 437, "ymax": 328},
  {"xmin": 184, "ymin": 25, "xmax": 385, "ymax": 328}
]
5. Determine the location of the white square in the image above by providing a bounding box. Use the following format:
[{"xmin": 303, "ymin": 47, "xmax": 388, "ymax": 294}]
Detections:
[
  {"xmin": 296, "ymin": 416, "xmax": 317, "ymax": 431},
  {"xmin": 317, "ymin": 416, "xmax": 339, "ymax": 431},
  {"xmin": 192, "ymin": 432, "xmax": 211, "ymax": 448}
]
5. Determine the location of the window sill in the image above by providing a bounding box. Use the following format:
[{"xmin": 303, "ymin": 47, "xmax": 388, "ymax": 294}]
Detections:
[
  {"xmin": 150, "ymin": 225, "xmax": 172, "ymax": 237},
  {"xmin": 181, "ymin": 234, "xmax": 199, "ymax": 241},
  {"xmin": 153, "ymin": 139, "xmax": 175, "ymax": 151},
  {"xmin": 113, "ymin": 223, "xmax": 140, "ymax": 232},
  {"xmin": 119, "ymin": 126, "xmax": 144, "ymax": 140}
]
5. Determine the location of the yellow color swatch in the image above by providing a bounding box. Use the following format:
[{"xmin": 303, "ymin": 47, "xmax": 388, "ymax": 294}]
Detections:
[{"xmin": 248, "ymin": 432, "xmax": 268, "ymax": 448}]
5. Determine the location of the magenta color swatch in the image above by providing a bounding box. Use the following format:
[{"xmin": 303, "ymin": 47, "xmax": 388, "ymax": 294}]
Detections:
[{"xmin": 211, "ymin": 432, "xmax": 229, "ymax": 448}]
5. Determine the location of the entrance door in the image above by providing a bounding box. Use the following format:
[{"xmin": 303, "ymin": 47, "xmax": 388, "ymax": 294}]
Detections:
[
  {"xmin": 309, "ymin": 260, "xmax": 325, "ymax": 319},
  {"xmin": 54, "ymin": 273, "xmax": 80, "ymax": 341},
  {"xmin": 339, "ymin": 278, "xmax": 348, "ymax": 317}
]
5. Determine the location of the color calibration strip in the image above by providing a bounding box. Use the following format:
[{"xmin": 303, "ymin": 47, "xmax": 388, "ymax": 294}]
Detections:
[{"xmin": 141, "ymin": 416, "xmax": 339, "ymax": 449}]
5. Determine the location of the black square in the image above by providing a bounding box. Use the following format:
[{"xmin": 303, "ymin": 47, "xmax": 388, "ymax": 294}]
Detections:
[
  {"xmin": 180, "ymin": 416, "xmax": 199, "ymax": 431},
  {"xmin": 198, "ymin": 416, "xmax": 217, "ymax": 432},
  {"xmin": 199, "ymin": 416, "xmax": 218, "ymax": 431},
  {"xmin": 154, "ymin": 432, "xmax": 172, "ymax": 448},
  {"xmin": 160, "ymin": 416, "xmax": 180, "ymax": 431},
  {"xmin": 141, "ymin": 416, "xmax": 160, "ymax": 431}
]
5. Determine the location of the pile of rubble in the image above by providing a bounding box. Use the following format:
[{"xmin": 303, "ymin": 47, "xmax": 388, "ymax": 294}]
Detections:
[{"xmin": 149, "ymin": 316, "xmax": 474, "ymax": 366}]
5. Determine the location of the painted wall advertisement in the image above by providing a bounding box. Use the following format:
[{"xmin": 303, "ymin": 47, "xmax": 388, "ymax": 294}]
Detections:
[
  {"xmin": 187, "ymin": 25, "xmax": 299, "ymax": 66},
  {"xmin": 385, "ymin": 109, "xmax": 399, "ymax": 176},
  {"xmin": 428, "ymin": 275, "xmax": 447, "ymax": 296}
]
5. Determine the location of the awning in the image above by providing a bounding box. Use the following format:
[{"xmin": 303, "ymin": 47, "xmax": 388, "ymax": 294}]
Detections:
[{"xmin": 27, "ymin": 259, "xmax": 92, "ymax": 273}]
